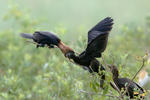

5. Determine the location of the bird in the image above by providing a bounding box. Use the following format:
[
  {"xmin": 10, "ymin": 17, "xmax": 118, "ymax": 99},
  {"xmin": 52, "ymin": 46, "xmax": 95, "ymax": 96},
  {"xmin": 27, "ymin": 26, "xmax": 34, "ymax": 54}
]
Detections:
[
  {"xmin": 20, "ymin": 17, "xmax": 113, "ymax": 88},
  {"xmin": 109, "ymin": 65, "xmax": 145, "ymax": 99}
]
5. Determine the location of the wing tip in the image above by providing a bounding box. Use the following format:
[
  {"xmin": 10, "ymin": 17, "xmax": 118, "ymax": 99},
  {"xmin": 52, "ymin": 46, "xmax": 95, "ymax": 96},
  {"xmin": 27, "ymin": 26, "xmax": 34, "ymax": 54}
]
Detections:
[
  {"xmin": 89, "ymin": 17, "xmax": 114, "ymax": 33},
  {"xmin": 104, "ymin": 17, "xmax": 114, "ymax": 23}
]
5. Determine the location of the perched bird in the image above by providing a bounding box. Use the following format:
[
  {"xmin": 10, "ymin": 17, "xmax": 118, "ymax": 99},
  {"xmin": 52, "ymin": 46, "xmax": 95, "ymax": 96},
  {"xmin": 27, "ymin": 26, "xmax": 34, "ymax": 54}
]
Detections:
[
  {"xmin": 109, "ymin": 65, "xmax": 145, "ymax": 99},
  {"xmin": 20, "ymin": 17, "xmax": 113, "ymax": 88}
]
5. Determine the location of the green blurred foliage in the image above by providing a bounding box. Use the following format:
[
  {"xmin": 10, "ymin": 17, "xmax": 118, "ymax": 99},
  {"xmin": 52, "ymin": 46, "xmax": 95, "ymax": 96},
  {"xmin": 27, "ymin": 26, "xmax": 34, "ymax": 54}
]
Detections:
[{"xmin": 0, "ymin": 1, "xmax": 150, "ymax": 100}]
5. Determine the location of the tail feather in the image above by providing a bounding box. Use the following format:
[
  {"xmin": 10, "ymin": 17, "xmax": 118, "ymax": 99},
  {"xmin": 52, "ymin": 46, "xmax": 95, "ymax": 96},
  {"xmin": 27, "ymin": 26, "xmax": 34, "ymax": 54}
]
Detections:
[{"xmin": 20, "ymin": 33, "xmax": 33, "ymax": 39}]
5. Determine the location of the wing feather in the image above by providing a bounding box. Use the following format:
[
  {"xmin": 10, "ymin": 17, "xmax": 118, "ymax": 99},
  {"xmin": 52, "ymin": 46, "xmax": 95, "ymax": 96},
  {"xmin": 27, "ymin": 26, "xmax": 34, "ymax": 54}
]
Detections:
[{"xmin": 85, "ymin": 17, "xmax": 113, "ymax": 58}]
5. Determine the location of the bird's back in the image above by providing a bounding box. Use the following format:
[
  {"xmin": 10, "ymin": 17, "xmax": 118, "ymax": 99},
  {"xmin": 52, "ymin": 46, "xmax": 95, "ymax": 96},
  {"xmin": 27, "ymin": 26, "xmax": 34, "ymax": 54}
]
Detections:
[
  {"xmin": 33, "ymin": 31, "xmax": 61, "ymax": 46},
  {"xmin": 114, "ymin": 78, "xmax": 144, "ymax": 98}
]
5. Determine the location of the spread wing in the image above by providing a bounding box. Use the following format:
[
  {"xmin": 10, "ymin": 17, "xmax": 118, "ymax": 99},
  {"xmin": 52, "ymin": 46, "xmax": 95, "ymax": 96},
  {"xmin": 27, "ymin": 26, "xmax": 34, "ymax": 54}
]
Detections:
[{"xmin": 85, "ymin": 17, "xmax": 113, "ymax": 58}]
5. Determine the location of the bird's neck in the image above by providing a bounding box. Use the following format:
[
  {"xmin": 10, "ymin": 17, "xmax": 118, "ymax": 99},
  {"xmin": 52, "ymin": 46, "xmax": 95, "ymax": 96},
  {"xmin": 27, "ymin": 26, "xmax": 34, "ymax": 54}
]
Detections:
[
  {"xmin": 58, "ymin": 41, "xmax": 74, "ymax": 56},
  {"xmin": 113, "ymin": 73, "xmax": 119, "ymax": 81}
]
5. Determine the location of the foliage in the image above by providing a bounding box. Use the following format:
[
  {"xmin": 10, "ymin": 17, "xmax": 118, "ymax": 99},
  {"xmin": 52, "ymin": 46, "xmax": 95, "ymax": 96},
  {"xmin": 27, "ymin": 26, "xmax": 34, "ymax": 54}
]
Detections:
[{"xmin": 0, "ymin": 3, "xmax": 150, "ymax": 100}]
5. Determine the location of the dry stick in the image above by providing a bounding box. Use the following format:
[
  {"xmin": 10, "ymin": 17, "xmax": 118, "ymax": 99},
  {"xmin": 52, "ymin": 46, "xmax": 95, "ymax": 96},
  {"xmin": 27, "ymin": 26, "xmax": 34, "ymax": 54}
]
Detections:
[
  {"xmin": 122, "ymin": 58, "xmax": 145, "ymax": 97},
  {"xmin": 131, "ymin": 59, "xmax": 145, "ymax": 81},
  {"xmin": 101, "ymin": 56, "xmax": 123, "ymax": 100},
  {"xmin": 110, "ymin": 82, "xmax": 120, "ymax": 93}
]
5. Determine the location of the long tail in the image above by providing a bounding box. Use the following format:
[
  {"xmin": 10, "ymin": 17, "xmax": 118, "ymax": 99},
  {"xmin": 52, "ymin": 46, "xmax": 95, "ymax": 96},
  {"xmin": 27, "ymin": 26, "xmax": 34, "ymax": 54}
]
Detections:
[{"xmin": 20, "ymin": 33, "xmax": 33, "ymax": 39}]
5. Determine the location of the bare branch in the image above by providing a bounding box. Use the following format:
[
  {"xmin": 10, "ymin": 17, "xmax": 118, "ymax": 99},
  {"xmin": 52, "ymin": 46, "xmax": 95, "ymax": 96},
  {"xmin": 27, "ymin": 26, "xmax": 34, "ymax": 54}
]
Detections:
[
  {"xmin": 131, "ymin": 58, "xmax": 145, "ymax": 81},
  {"xmin": 110, "ymin": 82, "xmax": 124, "ymax": 100},
  {"xmin": 110, "ymin": 82, "xmax": 120, "ymax": 93}
]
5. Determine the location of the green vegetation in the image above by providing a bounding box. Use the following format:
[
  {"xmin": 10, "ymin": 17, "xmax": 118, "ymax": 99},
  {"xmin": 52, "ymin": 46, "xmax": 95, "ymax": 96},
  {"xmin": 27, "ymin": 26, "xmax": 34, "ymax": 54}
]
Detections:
[{"xmin": 0, "ymin": 0, "xmax": 150, "ymax": 100}]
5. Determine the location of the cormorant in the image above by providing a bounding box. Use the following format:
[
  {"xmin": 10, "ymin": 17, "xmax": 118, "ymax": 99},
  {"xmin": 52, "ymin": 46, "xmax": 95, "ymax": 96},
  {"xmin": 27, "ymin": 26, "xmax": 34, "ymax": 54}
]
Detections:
[
  {"xmin": 109, "ymin": 65, "xmax": 145, "ymax": 99},
  {"xmin": 20, "ymin": 17, "xmax": 113, "ymax": 88}
]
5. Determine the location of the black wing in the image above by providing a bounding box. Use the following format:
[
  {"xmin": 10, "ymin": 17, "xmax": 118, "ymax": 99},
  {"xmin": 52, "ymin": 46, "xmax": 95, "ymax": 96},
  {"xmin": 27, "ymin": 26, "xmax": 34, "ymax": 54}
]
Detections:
[
  {"xmin": 117, "ymin": 78, "xmax": 144, "ymax": 95},
  {"xmin": 85, "ymin": 17, "xmax": 113, "ymax": 58},
  {"xmin": 133, "ymin": 82, "xmax": 144, "ymax": 93},
  {"xmin": 21, "ymin": 31, "xmax": 61, "ymax": 48},
  {"xmin": 33, "ymin": 31, "xmax": 60, "ymax": 45}
]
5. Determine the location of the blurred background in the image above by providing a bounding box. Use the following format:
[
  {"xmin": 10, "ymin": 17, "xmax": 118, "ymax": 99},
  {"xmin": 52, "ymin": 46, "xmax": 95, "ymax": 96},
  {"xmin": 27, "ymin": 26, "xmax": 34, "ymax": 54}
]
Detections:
[{"xmin": 0, "ymin": 0, "xmax": 150, "ymax": 100}]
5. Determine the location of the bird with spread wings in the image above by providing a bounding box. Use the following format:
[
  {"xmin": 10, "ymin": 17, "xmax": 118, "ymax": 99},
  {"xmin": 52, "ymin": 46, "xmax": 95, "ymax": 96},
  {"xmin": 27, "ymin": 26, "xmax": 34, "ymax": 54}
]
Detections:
[{"xmin": 20, "ymin": 17, "xmax": 114, "ymax": 88}]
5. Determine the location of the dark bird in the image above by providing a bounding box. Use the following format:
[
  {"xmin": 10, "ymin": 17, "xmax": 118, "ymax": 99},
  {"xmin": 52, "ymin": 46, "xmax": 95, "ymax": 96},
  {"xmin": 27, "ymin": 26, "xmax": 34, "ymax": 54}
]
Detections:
[
  {"xmin": 109, "ymin": 65, "xmax": 145, "ymax": 99},
  {"xmin": 66, "ymin": 17, "xmax": 113, "ymax": 73},
  {"xmin": 20, "ymin": 17, "xmax": 113, "ymax": 88}
]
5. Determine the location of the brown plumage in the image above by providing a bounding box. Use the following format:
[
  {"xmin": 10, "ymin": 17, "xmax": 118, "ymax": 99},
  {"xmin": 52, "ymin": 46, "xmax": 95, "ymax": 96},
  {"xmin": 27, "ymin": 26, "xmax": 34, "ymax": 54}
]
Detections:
[{"xmin": 57, "ymin": 41, "xmax": 74, "ymax": 57}]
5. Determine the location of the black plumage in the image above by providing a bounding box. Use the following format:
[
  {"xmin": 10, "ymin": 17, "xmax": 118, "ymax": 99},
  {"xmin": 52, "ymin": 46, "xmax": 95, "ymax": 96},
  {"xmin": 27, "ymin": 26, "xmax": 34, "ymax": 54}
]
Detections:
[
  {"xmin": 110, "ymin": 65, "xmax": 145, "ymax": 99},
  {"xmin": 20, "ymin": 31, "xmax": 61, "ymax": 48},
  {"xmin": 66, "ymin": 17, "xmax": 113, "ymax": 72},
  {"xmin": 21, "ymin": 17, "xmax": 113, "ymax": 88},
  {"xmin": 87, "ymin": 17, "xmax": 113, "ymax": 57},
  {"xmin": 65, "ymin": 17, "xmax": 113, "ymax": 88}
]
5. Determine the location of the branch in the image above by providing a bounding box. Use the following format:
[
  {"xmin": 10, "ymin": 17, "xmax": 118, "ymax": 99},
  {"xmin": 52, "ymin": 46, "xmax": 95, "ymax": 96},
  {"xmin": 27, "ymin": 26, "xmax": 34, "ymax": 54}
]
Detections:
[
  {"xmin": 110, "ymin": 82, "xmax": 123, "ymax": 100},
  {"xmin": 131, "ymin": 58, "xmax": 145, "ymax": 81},
  {"xmin": 110, "ymin": 82, "xmax": 120, "ymax": 93}
]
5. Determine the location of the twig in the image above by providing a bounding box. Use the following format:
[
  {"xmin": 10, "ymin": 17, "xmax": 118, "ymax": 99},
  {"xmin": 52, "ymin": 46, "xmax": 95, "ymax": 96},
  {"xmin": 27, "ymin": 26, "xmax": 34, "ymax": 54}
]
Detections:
[
  {"xmin": 110, "ymin": 82, "xmax": 123, "ymax": 100},
  {"xmin": 131, "ymin": 59, "xmax": 145, "ymax": 81},
  {"xmin": 110, "ymin": 82, "xmax": 120, "ymax": 94}
]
